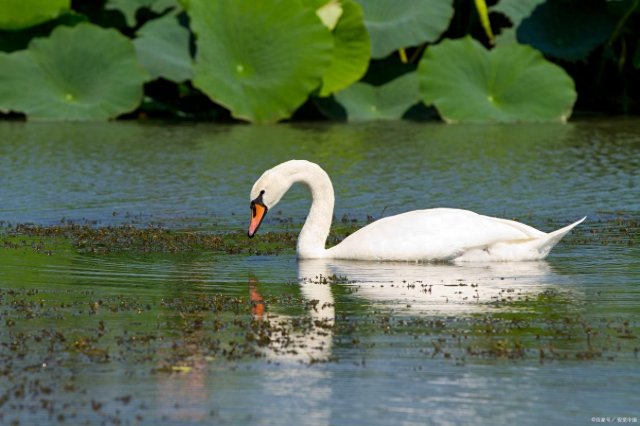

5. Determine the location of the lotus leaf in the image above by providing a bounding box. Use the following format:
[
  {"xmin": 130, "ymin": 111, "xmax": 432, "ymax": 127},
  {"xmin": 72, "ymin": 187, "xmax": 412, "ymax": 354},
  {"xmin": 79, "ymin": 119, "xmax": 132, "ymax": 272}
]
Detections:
[
  {"xmin": 318, "ymin": 0, "xmax": 370, "ymax": 96},
  {"xmin": 358, "ymin": 0, "xmax": 454, "ymax": 59},
  {"xmin": 0, "ymin": 23, "xmax": 149, "ymax": 120},
  {"xmin": 134, "ymin": 13, "xmax": 192, "ymax": 82},
  {"xmin": 105, "ymin": 0, "xmax": 179, "ymax": 26},
  {"xmin": 517, "ymin": 0, "xmax": 615, "ymax": 61},
  {"xmin": 0, "ymin": 0, "xmax": 70, "ymax": 30},
  {"xmin": 418, "ymin": 37, "xmax": 576, "ymax": 123},
  {"xmin": 0, "ymin": 13, "xmax": 86, "ymax": 53},
  {"xmin": 189, "ymin": 0, "xmax": 333, "ymax": 123},
  {"xmin": 335, "ymin": 71, "xmax": 420, "ymax": 120},
  {"xmin": 491, "ymin": 0, "xmax": 546, "ymax": 27},
  {"xmin": 489, "ymin": 0, "xmax": 547, "ymax": 46}
]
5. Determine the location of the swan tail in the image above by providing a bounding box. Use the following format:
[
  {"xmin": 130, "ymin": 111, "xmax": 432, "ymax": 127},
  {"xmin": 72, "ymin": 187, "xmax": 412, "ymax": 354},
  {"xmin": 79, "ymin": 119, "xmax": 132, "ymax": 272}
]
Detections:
[
  {"xmin": 529, "ymin": 216, "xmax": 586, "ymax": 259},
  {"xmin": 456, "ymin": 217, "xmax": 586, "ymax": 262}
]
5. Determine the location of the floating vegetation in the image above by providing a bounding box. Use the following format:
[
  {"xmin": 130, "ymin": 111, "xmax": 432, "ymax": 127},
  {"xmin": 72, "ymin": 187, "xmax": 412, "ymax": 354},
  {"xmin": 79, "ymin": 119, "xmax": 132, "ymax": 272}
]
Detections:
[
  {"xmin": 0, "ymin": 213, "xmax": 638, "ymax": 258},
  {"xmin": 0, "ymin": 223, "xmax": 299, "ymax": 255},
  {"xmin": 547, "ymin": 213, "xmax": 640, "ymax": 247},
  {"xmin": 0, "ymin": 214, "xmax": 638, "ymax": 423},
  {"xmin": 0, "ymin": 281, "xmax": 638, "ymax": 423},
  {"xmin": 1, "ymin": 283, "xmax": 637, "ymax": 367}
]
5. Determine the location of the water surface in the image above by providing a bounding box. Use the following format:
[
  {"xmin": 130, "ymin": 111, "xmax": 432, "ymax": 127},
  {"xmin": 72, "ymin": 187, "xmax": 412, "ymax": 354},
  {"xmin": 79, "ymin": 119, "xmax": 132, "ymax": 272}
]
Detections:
[{"xmin": 0, "ymin": 120, "xmax": 639, "ymax": 425}]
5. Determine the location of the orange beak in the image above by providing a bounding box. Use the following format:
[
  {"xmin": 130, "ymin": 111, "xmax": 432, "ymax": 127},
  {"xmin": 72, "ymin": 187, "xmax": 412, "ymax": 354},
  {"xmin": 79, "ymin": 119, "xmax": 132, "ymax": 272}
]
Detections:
[{"xmin": 248, "ymin": 200, "xmax": 268, "ymax": 238}]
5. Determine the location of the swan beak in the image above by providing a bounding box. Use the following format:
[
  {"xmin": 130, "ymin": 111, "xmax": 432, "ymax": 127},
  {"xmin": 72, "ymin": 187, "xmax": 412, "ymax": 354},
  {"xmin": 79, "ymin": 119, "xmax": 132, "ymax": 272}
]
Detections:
[{"xmin": 248, "ymin": 201, "xmax": 268, "ymax": 238}]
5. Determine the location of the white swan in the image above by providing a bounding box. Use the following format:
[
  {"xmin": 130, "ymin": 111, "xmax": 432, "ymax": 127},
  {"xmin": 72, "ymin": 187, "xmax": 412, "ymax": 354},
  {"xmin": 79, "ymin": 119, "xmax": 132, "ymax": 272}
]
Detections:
[{"xmin": 248, "ymin": 160, "xmax": 585, "ymax": 262}]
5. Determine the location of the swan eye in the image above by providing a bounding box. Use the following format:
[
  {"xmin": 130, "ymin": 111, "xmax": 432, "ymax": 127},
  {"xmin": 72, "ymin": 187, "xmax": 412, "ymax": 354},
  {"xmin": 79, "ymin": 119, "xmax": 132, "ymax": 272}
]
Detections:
[{"xmin": 251, "ymin": 191, "xmax": 266, "ymax": 219}]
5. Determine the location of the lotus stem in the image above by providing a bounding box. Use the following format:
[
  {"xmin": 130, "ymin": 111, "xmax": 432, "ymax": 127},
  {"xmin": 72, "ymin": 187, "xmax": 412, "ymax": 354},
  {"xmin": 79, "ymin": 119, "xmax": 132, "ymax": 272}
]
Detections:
[
  {"xmin": 399, "ymin": 48, "xmax": 408, "ymax": 64},
  {"xmin": 473, "ymin": 0, "xmax": 494, "ymax": 45}
]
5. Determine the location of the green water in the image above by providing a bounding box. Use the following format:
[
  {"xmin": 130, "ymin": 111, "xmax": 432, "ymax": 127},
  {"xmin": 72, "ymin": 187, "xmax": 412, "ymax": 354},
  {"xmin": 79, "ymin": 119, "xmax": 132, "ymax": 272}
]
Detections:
[{"xmin": 0, "ymin": 120, "xmax": 639, "ymax": 425}]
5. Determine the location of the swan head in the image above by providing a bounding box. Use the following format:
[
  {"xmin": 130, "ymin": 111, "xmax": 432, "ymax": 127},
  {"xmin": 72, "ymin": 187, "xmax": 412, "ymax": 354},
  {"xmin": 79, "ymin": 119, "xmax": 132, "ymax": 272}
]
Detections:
[{"xmin": 248, "ymin": 165, "xmax": 291, "ymax": 238}]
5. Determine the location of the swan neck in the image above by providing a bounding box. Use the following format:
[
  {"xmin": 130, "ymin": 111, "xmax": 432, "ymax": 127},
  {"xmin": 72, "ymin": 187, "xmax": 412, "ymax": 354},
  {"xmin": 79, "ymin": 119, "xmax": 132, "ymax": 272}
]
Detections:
[{"xmin": 294, "ymin": 165, "xmax": 334, "ymax": 259}]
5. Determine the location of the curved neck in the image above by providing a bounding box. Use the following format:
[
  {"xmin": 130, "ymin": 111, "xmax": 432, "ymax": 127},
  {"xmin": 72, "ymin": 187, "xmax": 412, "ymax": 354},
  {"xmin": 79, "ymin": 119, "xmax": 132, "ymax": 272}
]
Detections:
[{"xmin": 286, "ymin": 163, "xmax": 334, "ymax": 258}]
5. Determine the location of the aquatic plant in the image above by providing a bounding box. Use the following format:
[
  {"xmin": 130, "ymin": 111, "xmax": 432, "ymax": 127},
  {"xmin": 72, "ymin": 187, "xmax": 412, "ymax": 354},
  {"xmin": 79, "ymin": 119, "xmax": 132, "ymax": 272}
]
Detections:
[
  {"xmin": 418, "ymin": 37, "xmax": 577, "ymax": 122},
  {"xmin": 0, "ymin": 23, "xmax": 148, "ymax": 120},
  {"xmin": 0, "ymin": 0, "xmax": 70, "ymax": 30},
  {"xmin": 0, "ymin": 0, "xmax": 637, "ymax": 122},
  {"xmin": 189, "ymin": 0, "xmax": 333, "ymax": 123}
]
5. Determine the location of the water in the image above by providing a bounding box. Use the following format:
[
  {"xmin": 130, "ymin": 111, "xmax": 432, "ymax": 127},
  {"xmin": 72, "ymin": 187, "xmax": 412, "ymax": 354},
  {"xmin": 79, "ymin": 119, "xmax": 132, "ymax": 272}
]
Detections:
[
  {"xmin": 2, "ymin": 120, "xmax": 639, "ymax": 227},
  {"xmin": 0, "ymin": 119, "xmax": 639, "ymax": 425}
]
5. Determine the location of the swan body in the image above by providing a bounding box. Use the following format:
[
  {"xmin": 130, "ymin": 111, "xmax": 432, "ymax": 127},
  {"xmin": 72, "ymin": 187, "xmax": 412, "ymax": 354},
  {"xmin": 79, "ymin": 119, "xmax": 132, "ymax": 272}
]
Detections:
[{"xmin": 248, "ymin": 160, "xmax": 584, "ymax": 262}]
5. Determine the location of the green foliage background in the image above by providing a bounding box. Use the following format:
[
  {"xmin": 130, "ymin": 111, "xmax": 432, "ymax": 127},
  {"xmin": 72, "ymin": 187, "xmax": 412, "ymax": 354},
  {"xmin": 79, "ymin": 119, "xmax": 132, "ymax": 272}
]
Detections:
[{"xmin": 0, "ymin": 0, "xmax": 638, "ymax": 123}]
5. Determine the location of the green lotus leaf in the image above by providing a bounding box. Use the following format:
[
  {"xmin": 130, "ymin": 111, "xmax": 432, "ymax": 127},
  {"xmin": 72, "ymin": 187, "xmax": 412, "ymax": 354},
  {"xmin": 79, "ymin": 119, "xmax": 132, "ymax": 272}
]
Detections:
[
  {"xmin": 418, "ymin": 37, "xmax": 576, "ymax": 123},
  {"xmin": 493, "ymin": 28, "xmax": 517, "ymax": 46},
  {"xmin": 358, "ymin": 0, "xmax": 454, "ymax": 59},
  {"xmin": 335, "ymin": 71, "xmax": 420, "ymax": 120},
  {"xmin": 490, "ymin": 0, "xmax": 546, "ymax": 45},
  {"xmin": 0, "ymin": 12, "xmax": 86, "ymax": 53},
  {"xmin": 105, "ymin": 0, "xmax": 180, "ymax": 26},
  {"xmin": 189, "ymin": 0, "xmax": 333, "ymax": 124},
  {"xmin": 0, "ymin": 23, "xmax": 149, "ymax": 120},
  {"xmin": 318, "ymin": 0, "xmax": 370, "ymax": 96},
  {"xmin": 517, "ymin": 0, "xmax": 616, "ymax": 61},
  {"xmin": 491, "ymin": 0, "xmax": 546, "ymax": 27},
  {"xmin": 0, "ymin": 0, "xmax": 70, "ymax": 30},
  {"xmin": 133, "ymin": 13, "xmax": 192, "ymax": 82}
]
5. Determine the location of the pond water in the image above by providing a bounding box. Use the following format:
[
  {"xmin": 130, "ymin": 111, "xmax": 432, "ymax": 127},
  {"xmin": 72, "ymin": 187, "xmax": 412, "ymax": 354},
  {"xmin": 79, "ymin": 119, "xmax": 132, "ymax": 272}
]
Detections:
[{"xmin": 0, "ymin": 120, "xmax": 639, "ymax": 425}]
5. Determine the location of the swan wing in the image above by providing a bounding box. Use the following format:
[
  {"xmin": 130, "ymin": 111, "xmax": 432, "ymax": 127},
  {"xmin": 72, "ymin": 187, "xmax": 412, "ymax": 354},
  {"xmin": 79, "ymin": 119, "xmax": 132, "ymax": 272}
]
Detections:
[{"xmin": 327, "ymin": 208, "xmax": 545, "ymax": 261}]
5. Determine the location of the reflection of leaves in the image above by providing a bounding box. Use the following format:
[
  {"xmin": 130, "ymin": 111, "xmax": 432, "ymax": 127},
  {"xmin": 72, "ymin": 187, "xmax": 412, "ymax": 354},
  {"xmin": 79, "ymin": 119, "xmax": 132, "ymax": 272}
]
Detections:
[
  {"xmin": 105, "ymin": 0, "xmax": 179, "ymax": 26},
  {"xmin": 517, "ymin": 0, "xmax": 616, "ymax": 61},
  {"xmin": 0, "ymin": 23, "xmax": 149, "ymax": 120},
  {"xmin": 0, "ymin": 233, "xmax": 79, "ymax": 298},
  {"xmin": 335, "ymin": 72, "xmax": 420, "ymax": 121},
  {"xmin": 133, "ymin": 14, "xmax": 192, "ymax": 82},
  {"xmin": 189, "ymin": 0, "xmax": 333, "ymax": 123},
  {"xmin": 319, "ymin": 0, "xmax": 370, "ymax": 97},
  {"xmin": 0, "ymin": 0, "xmax": 70, "ymax": 30},
  {"xmin": 418, "ymin": 37, "xmax": 576, "ymax": 123},
  {"xmin": 359, "ymin": 0, "xmax": 454, "ymax": 59}
]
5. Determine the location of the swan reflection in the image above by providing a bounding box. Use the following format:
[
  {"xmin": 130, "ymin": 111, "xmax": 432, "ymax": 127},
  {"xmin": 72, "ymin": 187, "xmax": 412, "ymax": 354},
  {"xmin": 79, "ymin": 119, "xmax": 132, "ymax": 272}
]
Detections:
[
  {"xmin": 248, "ymin": 272, "xmax": 336, "ymax": 425},
  {"xmin": 297, "ymin": 259, "xmax": 566, "ymax": 314},
  {"xmin": 250, "ymin": 273, "xmax": 334, "ymax": 363},
  {"xmin": 251, "ymin": 259, "xmax": 568, "ymax": 364}
]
